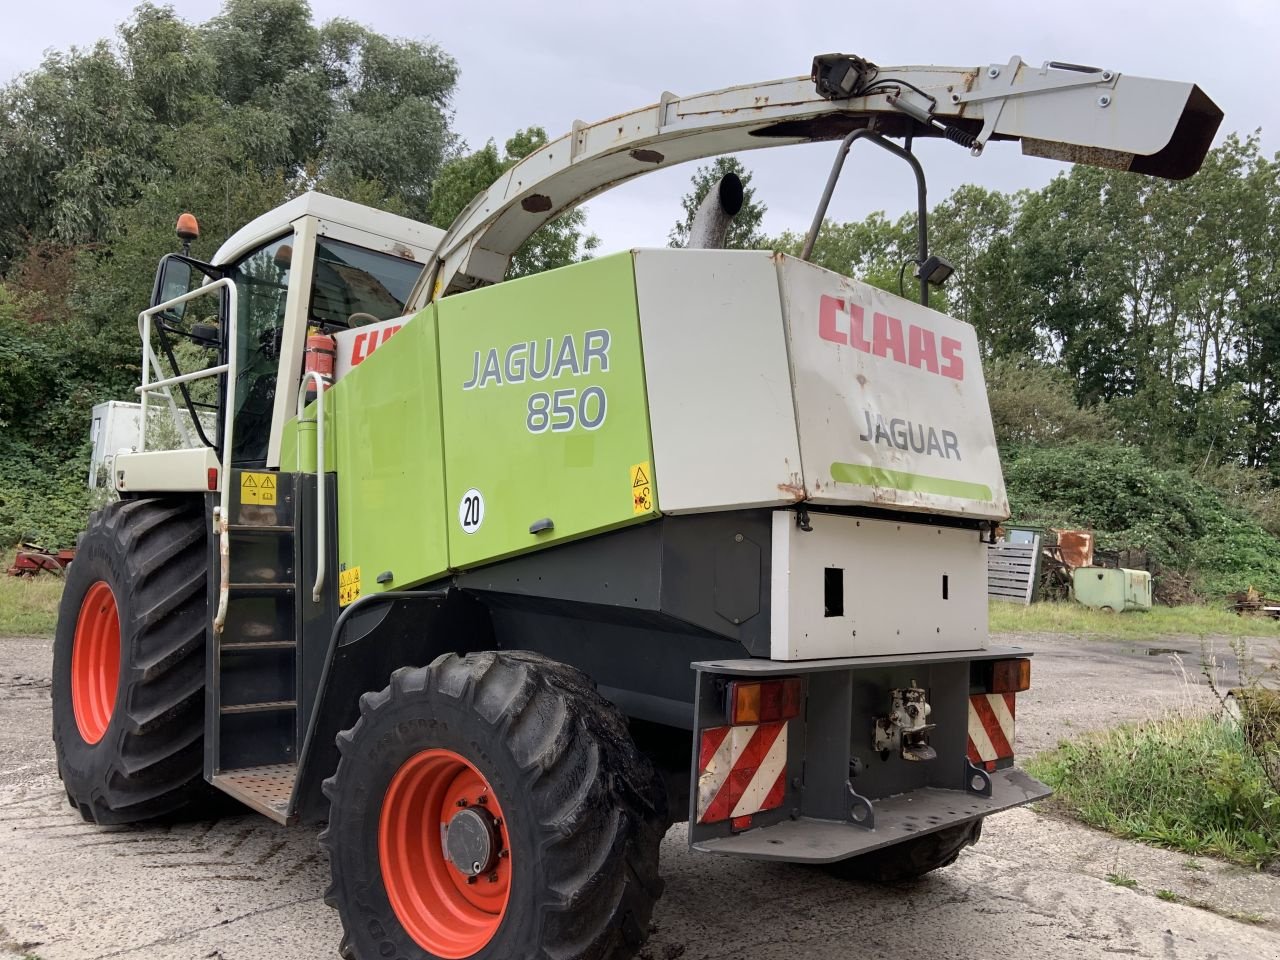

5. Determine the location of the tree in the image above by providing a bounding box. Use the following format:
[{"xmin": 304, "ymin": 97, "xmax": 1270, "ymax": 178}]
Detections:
[
  {"xmin": 669, "ymin": 156, "xmax": 767, "ymax": 249},
  {"xmin": 427, "ymin": 127, "xmax": 598, "ymax": 278}
]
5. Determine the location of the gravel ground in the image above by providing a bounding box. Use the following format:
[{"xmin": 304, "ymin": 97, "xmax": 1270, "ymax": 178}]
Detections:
[{"xmin": 1, "ymin": 630, "xmax": 1278, "ymax": 960}]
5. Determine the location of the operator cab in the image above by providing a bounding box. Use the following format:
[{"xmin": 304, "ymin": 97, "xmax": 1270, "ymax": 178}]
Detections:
[{"xmin": 111, "ymin": 193, "xmax": 443, "ymax": 490}]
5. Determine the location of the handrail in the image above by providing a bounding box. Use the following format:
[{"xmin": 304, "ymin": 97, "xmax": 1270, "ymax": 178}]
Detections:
[
  {"xmin": 137, "ymin": 278, "xmax": 240, "ymax": 634},
  {"xmin": 296, "ymin": 373, "xmax": 327, "ymax": 602},
  {"xmin": 137, "ymin": 364, "xmax": 230, "ymax": 393}
]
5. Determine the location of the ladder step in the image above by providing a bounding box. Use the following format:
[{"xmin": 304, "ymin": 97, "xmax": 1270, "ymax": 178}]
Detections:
[
  {"xmin": 227, "ymin": 582, "xmax": 296, "ymax": 594},
  {"xmin": 220, "ymin": 700, "xmax": 296, "ymax": 715},
  {"xmin": 211, "ymin": 762, "xmax": 297, "ymax": 824},
  {"xmin": 228, "ymin": 524, "xmax": 294, "ymax": 534},
  {"xmin": 221, "ymin": 640, "xmax": 297, "ymax": 652}
]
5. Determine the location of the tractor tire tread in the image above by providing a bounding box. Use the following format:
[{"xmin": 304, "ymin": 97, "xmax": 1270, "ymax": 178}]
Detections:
[
  {"xmin": 54, "ymin": 497, "xmax": 209, "ymax": 825},
  {"xmin": 321, "ymin": 650, "xmax": 668, "ymax": 960}
]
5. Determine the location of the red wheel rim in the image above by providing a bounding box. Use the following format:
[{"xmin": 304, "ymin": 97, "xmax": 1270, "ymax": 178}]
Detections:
[
  {"xmin": 70, "ymin": 581, "xmax": 120, "ymax": 744},
  {"xmin": 379, "ymin": 748, "xmax": 512, "ymax": 958}
]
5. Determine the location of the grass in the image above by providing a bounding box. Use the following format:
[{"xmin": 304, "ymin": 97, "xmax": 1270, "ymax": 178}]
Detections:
[
  {"xmin": 989, "ymin": 600, "xmax": 1280, "ymax": 640},
  {"xmin": 1105, "ymin": 872, "xmax": 1138, "ymax": 888},
  {"xmin": 0, "ymin": 574, "xmax": 63, "ymax": 636},
  {"xmin": 1029, "ymin": 714, "xmax": 1280, "ymax": 869}
]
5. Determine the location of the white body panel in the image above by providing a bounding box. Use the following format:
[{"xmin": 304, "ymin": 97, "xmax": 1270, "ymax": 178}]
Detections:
[
  {"xmin": 634, "ymin": 250, "xmax": 801, "ymax": 513},
  {"xmin": 213, "ymin": 192, "xmax": 444, "ymax": 268},
  {"xmin": 634, "ymin": 251, "xmax": 1007, "ymax": 521},
  {"xmin": 88, "ymin": 401, "xmax": 143, "ymax": 488},
  {"xmin": 778, "ymin": 257, "xmax": 1008, "ymax": 520},
  {"xmin": 114, "ymin": 447, "xmax": 221, "ymax": 494},
  {"xmin": 769, "ymin": 511, "xmax": 988, "ymax": 660}
]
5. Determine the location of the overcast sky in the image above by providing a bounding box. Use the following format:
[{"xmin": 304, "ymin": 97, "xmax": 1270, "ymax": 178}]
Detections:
[{"xmin": 3, "ymin": 1, "xmax": 1274, "ymax": 252}]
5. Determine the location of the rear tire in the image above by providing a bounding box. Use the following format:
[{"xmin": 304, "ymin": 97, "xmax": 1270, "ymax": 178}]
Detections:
[
  {"xmin": 321, "ymin": 651, "xmax": 668, "ymax": 960},
  {"xmin": 52, "ymin": 497, "xmax": 209, "ymax": 824},
  {"xmin": 823, "ymin": 820, "xmax": 982, "ymax": 882}
]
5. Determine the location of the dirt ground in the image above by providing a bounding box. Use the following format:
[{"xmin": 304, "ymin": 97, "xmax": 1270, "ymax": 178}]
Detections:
[{"xmin": 1, "ymin": 630, "xmax": 1278, "ymax": 960}]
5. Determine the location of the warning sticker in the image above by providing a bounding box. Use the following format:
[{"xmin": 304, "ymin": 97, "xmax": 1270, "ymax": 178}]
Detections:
[
  {"xmin": 630, "ymin": 461, "xmax": 653, "ymax": 514},
  {"xmin": 240, "ymin": 471, "xmax": 277, "ymax": 506},
  {"xmin": 338, "ymin": 567, "xmax": 361, "ymax": 607}
]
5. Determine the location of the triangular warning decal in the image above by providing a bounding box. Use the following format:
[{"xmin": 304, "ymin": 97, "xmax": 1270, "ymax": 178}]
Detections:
[
  {"xmin": 243, "ymin": 474, "xmax": 257, "ymax": 488},
  {"xmin": 632, "ymin": 466, "xmax": 649, "ymax": 488},
  {"xmin": 261, "ymin": 475, "xmax": 276, "ymax": 489}
]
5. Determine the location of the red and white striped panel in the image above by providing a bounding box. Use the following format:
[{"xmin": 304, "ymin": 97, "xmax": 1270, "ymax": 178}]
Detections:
[
  {"xmin": 967, "ymin": 692, "xmax": 1016, "ymax": 771},
  {"xmin": 696, "ymin": 722, "xmax": 788, "ymax": 824}
]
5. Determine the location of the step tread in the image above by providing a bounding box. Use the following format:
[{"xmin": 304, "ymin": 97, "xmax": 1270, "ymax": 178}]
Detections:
[
  {"xmin": 227, "ymin": 582, "xmax": 296, "ymax": 592},
  {"xmin": 221, "ymin": 640, "xmax": 297, "ymax": 652},
  {"xmin": 228, "ymin": 524, "xmax": 294, "ymax": 534},
  {"xmin": 211, "ymin": 762, "xmax": 296, "ymax": 824},
  {"xmin": 220, "ymin": 700, "xmax": 297, "ymax": 715}
]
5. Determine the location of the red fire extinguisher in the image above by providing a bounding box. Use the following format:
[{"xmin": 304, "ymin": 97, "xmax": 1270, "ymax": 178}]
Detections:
[{"xmin": 303, "ymin": 332, "xmax": 336, "ymax": 402}]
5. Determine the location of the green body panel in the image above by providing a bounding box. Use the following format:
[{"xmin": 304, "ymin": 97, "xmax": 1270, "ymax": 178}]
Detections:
[
  {"xmin": 437, "ymin": 253, "xmax": 657, "ymax": 569},
  {"xmin": 278, "ymin": 253, "xmax": 655, "ymax": 603},
  {"xmin": 283, "ymin": 309, "xmax": 450, "ymax": 599}
]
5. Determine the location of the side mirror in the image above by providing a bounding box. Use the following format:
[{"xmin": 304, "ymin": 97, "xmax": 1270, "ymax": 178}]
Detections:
[{"xmin": 152, "ymin": 255, "xmax": 193, "ymax": 320}]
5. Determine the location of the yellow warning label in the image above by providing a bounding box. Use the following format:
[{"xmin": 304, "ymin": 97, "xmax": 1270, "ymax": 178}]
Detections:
[
  {"xmin": 240, "ymin": 471, "xmax": 277, "ymax": 506},
  {"xmin": 338, "ymin": 566, "xmax": 361, "ymax": 607},
  {"xmin": 630, "ymin": 462, "xmax": 653, "ymax": 515}
]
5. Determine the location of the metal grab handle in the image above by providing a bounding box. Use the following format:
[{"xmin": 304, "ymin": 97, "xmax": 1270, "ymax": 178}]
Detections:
[{"xmin": 296, "ymin": 373, "xmax": 328, "ymax": 602}]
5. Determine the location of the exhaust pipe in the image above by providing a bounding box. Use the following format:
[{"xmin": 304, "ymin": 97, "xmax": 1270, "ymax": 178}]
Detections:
[{"xmin": 686, "ymin": 172, "xmax": 744, "ymax": 249}]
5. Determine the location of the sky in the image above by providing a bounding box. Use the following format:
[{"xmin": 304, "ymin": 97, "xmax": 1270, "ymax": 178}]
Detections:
[{"xmin": 2, "ymin": 0, "xmax": 1275, "ymax": 253}]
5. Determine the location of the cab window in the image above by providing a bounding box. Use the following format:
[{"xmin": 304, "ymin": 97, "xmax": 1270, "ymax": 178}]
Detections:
[
  {"xmin": 229, "ymin": 234, "xmax": 292, "ymax": 466},
  {"xmin": 309, "ymin": 237, "xmax": 421, "ymax": 328}
]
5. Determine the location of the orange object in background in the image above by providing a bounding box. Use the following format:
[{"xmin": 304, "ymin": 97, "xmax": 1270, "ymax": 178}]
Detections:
[{"xmin": 1053, "ymin": 529, "xmax": 1095, "ymax": 569}]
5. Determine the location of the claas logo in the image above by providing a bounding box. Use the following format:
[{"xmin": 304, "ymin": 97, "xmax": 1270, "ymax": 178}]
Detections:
[{"xmin": 349, "ymin": 324, "xmax": 402, "ymax": 367}]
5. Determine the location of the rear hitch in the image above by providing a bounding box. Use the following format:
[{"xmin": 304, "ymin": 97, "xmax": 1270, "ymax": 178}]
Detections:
[{"xmin": 873, "ymin": 681, "xmax": 936, "ymax": 761}]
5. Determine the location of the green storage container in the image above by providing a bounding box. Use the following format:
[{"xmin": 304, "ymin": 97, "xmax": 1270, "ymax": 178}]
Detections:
[{"xmin": 1072, "ymin": 566, "xmax": 1153, "ymax": 611}]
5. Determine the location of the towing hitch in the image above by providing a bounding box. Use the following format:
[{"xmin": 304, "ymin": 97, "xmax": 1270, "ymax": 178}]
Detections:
[{"xmin": 873, "ymin": 681, "xmax": 936, "ymax": 761}]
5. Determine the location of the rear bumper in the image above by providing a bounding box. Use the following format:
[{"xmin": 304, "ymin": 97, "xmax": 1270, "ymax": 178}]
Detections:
[
  {"xmin": 687, "ymin": 647, "xmax": 1045, "ymax": 859},
  {"xmin": 691, "ymin": 765, "xmax": 1050, "ymax": 863}
]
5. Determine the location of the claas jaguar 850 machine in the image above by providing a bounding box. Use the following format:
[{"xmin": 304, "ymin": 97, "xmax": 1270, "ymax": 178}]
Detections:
[{"xmin": 53, "ymin": 55, "xmax": 1220, "ymax": 960}]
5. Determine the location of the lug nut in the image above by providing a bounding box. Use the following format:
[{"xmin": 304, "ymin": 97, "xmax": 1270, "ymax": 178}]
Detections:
[{"xmin": 456, "ymin": 799, "xmax": 468, "ymax": 807}]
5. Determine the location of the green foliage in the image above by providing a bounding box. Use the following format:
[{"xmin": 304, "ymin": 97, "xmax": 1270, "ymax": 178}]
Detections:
[
  {"xmin": 1003, "ymin": 442, "xmax": 1280, "ymax": 596},
  {"xmin": 986, "ymin": 359, "xmax": 1117, "ymax": 447},
  {"xmin": 0, "ymin": 1, "xmax": 463, "ymax": 546},
  {"xmin": 427, "ymin": 127, "xmax": 598, "ymax": 278},
  {"xmin": 1028, "ymin": 715, "xmax": 1280, "ymax": 869},
  {"xmin": 670, "ymin": 156, "xmax": 767, "ymax": 250}
]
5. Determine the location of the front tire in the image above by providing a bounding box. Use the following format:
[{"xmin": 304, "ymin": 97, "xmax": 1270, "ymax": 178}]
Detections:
[
  {"xmin": 52, "ymin": 497, "xmax": 209, "ymax": 824},
  {"xmin": 321, "ymin": 651, "xmax": 668, "ymax": 960}
]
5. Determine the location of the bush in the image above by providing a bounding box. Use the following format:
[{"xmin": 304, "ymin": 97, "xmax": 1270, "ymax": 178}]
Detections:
[
  {"xmin": 1029, "ymin": 714, "xmax": 1280, "ymax": 869},
  {"xmin": 1003, "ymin": 442, "xmax": 1280, "ymax": 597}
]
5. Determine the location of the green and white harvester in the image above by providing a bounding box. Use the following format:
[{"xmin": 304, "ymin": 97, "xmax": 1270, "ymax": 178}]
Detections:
[{"xmin": 54, "ymin": 55, "xmax": 1220, "ymax": 960}]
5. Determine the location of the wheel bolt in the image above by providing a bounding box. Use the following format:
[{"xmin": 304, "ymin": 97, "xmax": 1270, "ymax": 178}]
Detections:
[
  {"xmin": 476, "ymin": 794, "xmax": 488, "ymax": 805},
  {"xmin": 465, "ymin": 875, "xmax": 477, "ymax": 885},
  {"xmin": 498, "ymin": 849, "xmax": 509, "ymax": 859},
  {"xmin": 487, "ymin": 873, "xmax": 499, "ymax": 883},
  {"xmin": 456, "ymin": 798, "xmax": 468, "ymax": 807}
]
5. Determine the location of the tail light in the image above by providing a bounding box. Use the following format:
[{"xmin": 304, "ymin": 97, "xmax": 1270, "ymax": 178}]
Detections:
[
  {"xmin": 986, "ymin": 658, "xmax": 1031, "ymax": 694},
  {"xmin": 727, "ymin": 678, "xmax": 802, "ymax": 725}
]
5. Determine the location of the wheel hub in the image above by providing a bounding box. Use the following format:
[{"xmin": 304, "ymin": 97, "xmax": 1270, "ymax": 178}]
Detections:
[{"xmin": 445, "ymin": 805, "xmax": 500, "ymax": 877}]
